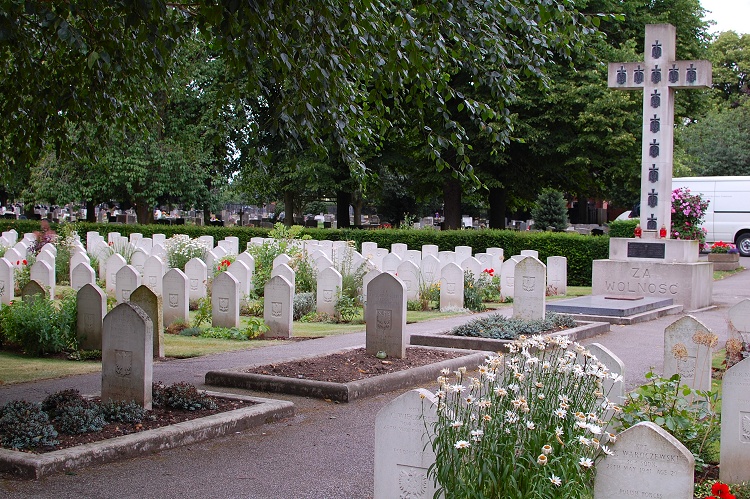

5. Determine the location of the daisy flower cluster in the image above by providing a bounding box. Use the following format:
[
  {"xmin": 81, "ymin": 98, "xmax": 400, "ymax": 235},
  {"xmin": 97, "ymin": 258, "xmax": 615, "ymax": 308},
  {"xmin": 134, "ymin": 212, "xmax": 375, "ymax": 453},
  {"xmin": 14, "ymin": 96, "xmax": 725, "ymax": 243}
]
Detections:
[
  {"xmin": 425, "ymin": 334, "xmax": 621, "ymax": 499},
  {"xmin": 164, "ymin": 235, "xmax": 211, "ymax": 271}
]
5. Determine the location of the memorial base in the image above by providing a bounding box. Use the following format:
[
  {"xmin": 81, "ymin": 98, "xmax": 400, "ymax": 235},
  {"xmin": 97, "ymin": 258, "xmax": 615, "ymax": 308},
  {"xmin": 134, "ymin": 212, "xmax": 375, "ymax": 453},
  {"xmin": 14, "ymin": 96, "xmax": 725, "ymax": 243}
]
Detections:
[{"xmin": 592, "ymin": 259, "xmax": 713, "ymax": 310}]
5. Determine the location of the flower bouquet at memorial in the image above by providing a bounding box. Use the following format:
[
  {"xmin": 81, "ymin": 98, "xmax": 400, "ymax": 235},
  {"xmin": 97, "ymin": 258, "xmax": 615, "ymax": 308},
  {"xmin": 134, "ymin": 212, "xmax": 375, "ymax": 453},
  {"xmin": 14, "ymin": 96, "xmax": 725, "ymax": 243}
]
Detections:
[
  {"xmin": 424, "ymin": 335, "xmax": 621, "ymax": 498},
  {"xmin": 670, "ymin": 187, "xmax": 709, "ymax": 244}
]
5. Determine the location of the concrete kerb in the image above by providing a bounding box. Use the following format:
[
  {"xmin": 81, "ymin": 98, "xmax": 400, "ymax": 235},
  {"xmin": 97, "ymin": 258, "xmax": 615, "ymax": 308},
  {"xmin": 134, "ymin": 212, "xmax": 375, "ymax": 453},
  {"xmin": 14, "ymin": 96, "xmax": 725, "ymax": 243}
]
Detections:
[
  {"xmin": 0, "ymin": 392, "xmax": 294, "ymax": 479},
  {"xmin": 205, "ymin": 349, "xmax": 491, "ymax": 403},
  {"xmin": 410, "ymin": 321, "xmax": 610, "ymax": 352}
]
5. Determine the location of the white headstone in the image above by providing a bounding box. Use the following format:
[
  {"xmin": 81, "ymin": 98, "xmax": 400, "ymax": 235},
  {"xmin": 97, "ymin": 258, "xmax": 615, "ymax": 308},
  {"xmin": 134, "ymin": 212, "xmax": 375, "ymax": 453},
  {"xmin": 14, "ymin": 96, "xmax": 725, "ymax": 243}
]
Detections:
[
  {"xmin": 500, "ymin": 256, "xmax": 520, "ymax": 299},
  {"xmin": 71, "ymin": 262, "xmax": 96, "ymax": 291},
  {"xmin": 460, "ymin": 256, "xmax": 483, "ymax": 282},
  {"xmin": 520, "ymin": 249, "xmax": 539, "ymax": 259},
  {"xmin": 420, "ymin": 254, "xmax": 440, "ymax": 286},
  {"xmin": 390, "ymin": 243, "xmax": 407, "ymax": 260},
  {"xmin": 151, "ymin": 243, "xmax": 167, "ymax": 262},
  {"xmin": 729, "ymin": 299, "xmax": 750, "ymax": 342},
  {"xmin": 454, "ymin": 245, "xmax": 472, "ymax": 263},
  {"xmin": 663, "ymin": 315, "xmax": 713, "ymax": 393},
  {"xmin": 129, "ymin": 233, "xmax": 143, "ymax": 244},
  {"xmin": 130, "ymin": 250, "xmax": 148, "ymax": 276},
  {"xmin": 106, "ymin": 253, "xmax": 127, "ymax": 294},
  {"xmin": 374, "ymin": 389, "xmax": 439, "ymax": 499},
  {"xmin": 594, "ymin": 421, "xmax": 694, "ymax": 499},
  {"xmin": 162, "ymin": 268, "xmax": 189, "ymax": 326},
  {"xmin": 317, "ymin": 266, "xmax": 342, "ymax": 316},
  {"xmin": 440, "ymin": 262, "xmax": 464, "ymax": 311},
  {"xmin": 264, "ymin": 275, "xmax": 294, "ymax": 338},
  {"xmin": 77, "ymin": 283, "xmax": 107, "ymax": 350},
  {"xmin": 404, "ymin": 249, "xmax": 422, "ymax": 266},
  {"xmin": 223, "ymin": 236, "xmax": 239, "ymax": 255},
  {"xmin": 314, "ymin": 253, "xmax": 334, "ymax": 274},
  {"xmin": 719, "ymin": 357, "xmax": 750, "ymax": 484},
  {"xmin": 152, "ymin": 233, "xmax": 167, "ymax": 247},
  {"xmin": 271, "ymin": 263, "xmax": 296, "ymax": 294},
  {"xmin": 4, "ymin": 247, "xmax": 23, "ymax": 266},
  {"xmin": 212, "ymin": 272, "xmax": 240, "ymax": 328},
  {"xmin": 30, "ymin": 259, "xmax": 55, "ymax": 298},
  {"xmin": 396, "ymin": 260, "xmax": 420, "ymax": 301},
  {"xmin": 115, "ymin": 265, "xmax": 141, "ymax": 303},
  {"xmin": 421, "ymin": 244, "xmax": 439, "ymax": 259},
  {"xmin": 362, "ymin": 268, "xmax": 382, "ymax": 316},
  {"xmin": 512, "ymin": 256, "xmax": 546, "ymax": 320},
  {"xmin": 142, "ymin": 255, "xmax": 165, "ymax": 296},
  {"xmin": 273, "ymin": 253, "xmax": 291, "ymax": 268},
  {"xmin": 36, "ymin": 248, "xmax": 55, "ymax": 269},
  {"xmin": 382, "ymin": 253, "xmax": 402, "ymax": 275},
  {"xmin": 185, "ymin": 257, "xmax": 208, "ymax": 302},
  {"xmin": 69, "ymin": 252, "xmax": 91, "ymax": 282},
  {"xmin": 227, "ymin": 260, "xmax": 252, "ymax": 304},
  {"xmin": 361, "ymin": 242, "xmax": 378, "ymax": 259},
  {"xmin": 0, "ymin": 258, "xmax": 14, "ymax": 305},
  {"xmin": 365, "ymin": 273, "xmax": 407, "ymax": 358},
  {"xmin": 437, "ymin": 250, "xmax": 456, "ymax": 268},
  {"xmin": 546, "ymin": 256, "xmax": 568, "ymax": 296},
  {"xmin": 101, "ymin": 302, "xmax": 153, "ymax": 409},
  {"xmin": 206, "ymin": 246, "xmax": 227, "ymax": 272},
  {"xmin": 586, "ymin": 343, "xmax": 625, "ymax": 423}
]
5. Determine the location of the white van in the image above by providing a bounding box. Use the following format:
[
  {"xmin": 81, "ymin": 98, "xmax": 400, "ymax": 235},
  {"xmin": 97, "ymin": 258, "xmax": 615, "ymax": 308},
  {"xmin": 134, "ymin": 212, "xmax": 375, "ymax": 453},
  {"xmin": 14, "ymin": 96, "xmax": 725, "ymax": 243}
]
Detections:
[{"xmin": 672, "ymin": 176, "xmax": 750, "ymax": 256}]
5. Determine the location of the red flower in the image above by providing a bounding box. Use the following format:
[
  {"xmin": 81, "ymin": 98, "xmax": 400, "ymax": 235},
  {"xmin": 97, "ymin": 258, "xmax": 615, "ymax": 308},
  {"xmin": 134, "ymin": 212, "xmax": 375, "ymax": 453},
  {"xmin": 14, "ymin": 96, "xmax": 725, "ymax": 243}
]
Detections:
[
  {"xmin": 707, "ymin": 482, "xmax": 736, "ymax": 499},
  {"xmin": 482, "ymin": 268, "xmax": 495, "ymax": 277}
]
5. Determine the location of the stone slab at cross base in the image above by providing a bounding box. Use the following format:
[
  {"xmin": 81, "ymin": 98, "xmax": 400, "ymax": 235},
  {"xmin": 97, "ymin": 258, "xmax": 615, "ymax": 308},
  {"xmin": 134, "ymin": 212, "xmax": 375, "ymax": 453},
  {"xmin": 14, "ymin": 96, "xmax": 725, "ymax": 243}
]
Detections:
[
  {"xmin": 592, "ymin": 259, "xmax": 712, "ymax": 310},
  {"xmin": 609, "ymin": 237, "xmax": 700, "ymax": 263}
]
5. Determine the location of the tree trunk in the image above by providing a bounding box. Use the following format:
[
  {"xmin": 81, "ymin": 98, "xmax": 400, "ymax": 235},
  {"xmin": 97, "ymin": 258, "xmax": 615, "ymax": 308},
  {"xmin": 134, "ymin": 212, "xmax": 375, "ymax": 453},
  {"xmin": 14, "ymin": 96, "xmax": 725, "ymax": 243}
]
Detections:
[
  {"xmin": 352, "ymin": 190, "xmax": 363, "ymax": 227},
  {"xmin": 135, "ymin": 199, "xmax": 152, "ymax": 225},
  {"xmin": 336, "ymin": 190, "xmax": 351, "ymax": 228},
  {"xmin": 576, "ymin": 194, "xmax": 588, "ymax": 224},
  {"xmin": 443, "ymin": 178, "xmax": 462, "ymax": 230},
  {"xmin": 283, "ymin": 190, "xmax": 295, "ymax": 227},
  {"xmin": 488, "ymin": 187, "xmax": 507, "ymax": 229},
  {"xmin": 86, "ymin": 200, "xmax": 96, "ymax": 223}
]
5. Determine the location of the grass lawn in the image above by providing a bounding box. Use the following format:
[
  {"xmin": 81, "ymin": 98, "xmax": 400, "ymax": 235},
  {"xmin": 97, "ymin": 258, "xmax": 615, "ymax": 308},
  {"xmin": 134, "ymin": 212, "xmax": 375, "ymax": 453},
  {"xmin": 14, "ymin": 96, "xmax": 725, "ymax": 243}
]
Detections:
[
  {"xmin": 0, "ymin": 351, "xmax": 101, "ymax": 385},
  {"xmin": 713, "ymin": 266, "xmax": 746, "ymax": 280}
]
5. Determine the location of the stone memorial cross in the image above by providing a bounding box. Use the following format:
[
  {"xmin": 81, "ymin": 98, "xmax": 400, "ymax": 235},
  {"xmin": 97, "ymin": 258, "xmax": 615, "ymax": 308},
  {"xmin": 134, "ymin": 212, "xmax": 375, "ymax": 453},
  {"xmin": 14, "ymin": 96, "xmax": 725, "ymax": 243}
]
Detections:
[{"xmin": 609, "ymin": 24, "xmax": 711, "ymax": 236}]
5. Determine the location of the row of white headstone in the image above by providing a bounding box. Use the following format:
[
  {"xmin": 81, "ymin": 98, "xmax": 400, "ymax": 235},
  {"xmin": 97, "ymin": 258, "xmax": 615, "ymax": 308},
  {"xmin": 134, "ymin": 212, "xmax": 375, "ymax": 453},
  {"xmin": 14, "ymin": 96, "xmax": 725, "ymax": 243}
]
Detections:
[{"xmin": 374, "ymin": 300, "xmax": 750, "ymax": 497}]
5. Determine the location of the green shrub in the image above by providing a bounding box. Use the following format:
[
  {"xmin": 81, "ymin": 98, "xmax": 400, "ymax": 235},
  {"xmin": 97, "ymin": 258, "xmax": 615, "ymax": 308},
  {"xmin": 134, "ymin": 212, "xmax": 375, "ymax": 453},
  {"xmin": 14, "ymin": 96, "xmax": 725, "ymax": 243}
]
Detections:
[
  {"xmin": 463, "ymin": 270, "xmax": 486, "ymax": 312},
  {"xmin": 616, "ymin": 371, "xmax": 720, "ymax": 471},
  {"xmin": 451, "ymin": 312, "xmax": 577, "ymax": 340},
  {"xmin": 178, "ymin": 327, "xmax": 203, "ymax": 336},
  {"xmin": 191, "ymin": 296, "xmax": 212, "ymax": 328},
  {"xmin": 334, "ymin": 291, "xmax": 361, "ymax": 323},
  {"xmin": 293, "ymin": 292, "xmax": 316, "ymax": 321},
  {"xmin": 608, "ymin": 219, "xmax": 639, "ymax": 238},
  {"xmin": 0, "ymin": 292, "xmax": 78, "ymax": 355},
  {"xmin": 99, "ymin": 400, "xmax": 147, "ymax": 424},
  {"xmin": 42, "ymin": 389, "xmax": 87, "ymax": 419},
  {"xmin": 247, "ymin": 223, "xmax": 316, "ymax": 296},
  {"xmin": 152, "ymin": 382, "xmax": 218, "ymax": 411},
  {"xmin": 56, "ymin": 403, "xmax": 107, "ymax": 434},
  {"xmin": 0, "ymin": 401, "xmax": 59, "ymax": 450},
  {"xmin": 530, "ymin": 188, "xmax": 569, "ymax": 231}
]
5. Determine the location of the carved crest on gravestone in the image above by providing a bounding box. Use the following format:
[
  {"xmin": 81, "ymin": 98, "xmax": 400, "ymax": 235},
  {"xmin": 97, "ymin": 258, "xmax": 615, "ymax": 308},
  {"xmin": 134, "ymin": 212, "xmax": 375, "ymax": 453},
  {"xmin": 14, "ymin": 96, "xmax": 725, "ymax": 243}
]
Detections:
[
  {"xmin": 687, "ymin": 63, "xmax": 697, "ymax": 83},
  {"xmin": 648, "ymin": 189, "xmax": 659, "ymax": 208},
  {"xmin": 403, "ymin": 279, "xmax": 412, "ymax": 291},
  {"xmin": 652, "ymin": 40, "xmax": 662, "ymax": 58},
  {"xmin": 651, "ymin": 65, "xmax": 661, "ymax": 83},
  {"xmin": 650, "ymin": 114, "xmax": 660, "ymax": 133},
  {"xmin": 169, "ymin": 293, "xmax": 178, "ymax": 308},
  {"xmin": 149, "ymin": 276, "xmax": 157, "ymax": 287},
  {"xmin": 647, "ymin": 214, "xmax": 658, "ymax": 231},
  {"xmin": 0, "ymin": 280, "xmax": 4, "ymax": 296},
  {"xmin": 219, "ymin": 297, "xmax": 229, "ymax": 313},
  {"xmin": 651, "ymin": 89, "xmax": 661, "ymax": 108},
  {"xmin": 634, "ymin": 65, "xmax": 644, "ymax": 84},
  {"xmin": 522, "ymin": 276, "xmax": 535, "ymax": 292},
  {"xmin": 377, "ymin": 309, "xmax": 392, "ymax": 332},
  {"xmin": 190, "ymin": 278, "xmax": 198, "ymax": 290},
  {"xmin": 669, "ymin": 64, "xmax": 679, "ymax": 83},
  {"xmin": 115, "ymin": 349, "xmax": 133, "ymax": 377},
  {"xmin": 649, "ymin": 165, "xmax": 659, "ymax": 183},
  {"xmin": 323, "ymin": 289, "xmax": 333, "ymax": 303},
  {"xmin": 446, "ymin": 282, "xmax": 455, "ymax": 295},
  {"xmin": 84, "ymin": 313, "xmax": 95, "ymax": 333},
  {"xmin": 122, "ymin": 289, "xmax": 132, "ymax": 301},
  {"xmin": 742, "ymin": 412, "xmax": 750, "ymax": 442},
  {"xmin": 649, "ymin": 139, "xmax": 660, "ymax": 158},
  {"xmin": 677, "ymin": 356, "xmax": 696, "ymax": 378},
  {"xmin": 617, "ymin": 66, "xmax": 626, "ymax": 85},
  {"xmin": 398, "ymin": 466, "xmax": 428, "ymax": 498},
  {"xmin": 271, "ymin": 301, "xmax": 282, "ymax": 318}
]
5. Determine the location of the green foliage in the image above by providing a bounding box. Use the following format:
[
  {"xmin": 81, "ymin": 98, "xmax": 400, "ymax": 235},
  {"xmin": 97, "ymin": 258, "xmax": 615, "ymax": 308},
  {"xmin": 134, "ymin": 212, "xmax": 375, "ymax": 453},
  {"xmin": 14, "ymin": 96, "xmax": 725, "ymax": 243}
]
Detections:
[
  {"xmin": 608, "ymin": 219, "xmax": 639, "ymax": 238},
  {"xmin": 531, "ymin": 189, "xmax": 569, "ymax": 231},
  {"xmin": 426, "ymin": 335, "xmax": 614, "ymax": 498},
  {"xmin": 616, "ymin": 371, "xmax": 720, "ymax": 471},
  {"xmin": 451, "ymin": 312, "xmax": 577, "ymax": 340},
  {"xmin": 0, "ymin": 293, "xmax": 78, "ymax": 355},
  {"xmin": 41, "ymin": 389, "xmax": 87, "ymax": 419},
  {"xmin": 293, "ymin": 292, "xmax": 316, "ymax": 321},
  {"xmin": 152, "ymin": 382, "xmax": 218, "ymax": 411},
  {"xmin": 247, "ymin": 223, "xmax": 315, "ymax": 296},
  {"xmin": 99, "ymin": 400, "xmax": 147, "ymax": 424},
  {"xmin": 334, "ymin": 291, "xmax": 361, "ymax": 323},
  {"xmin": 164, "ymin": 235, "xmax": 210, "ymax": 272},
  {"xmin": 199, "ymin": 319, "xmax": 268, "ymax": 341},
  {"xmin": 56, "ymin": 403, "xmax": 107, "ymax": 435},
  {"xmin": 191, "ymin": 296, "xmax": 212, "ymax": 328},
  {"xmin": 463, "ymin": 270, "xmax": 486, "ymax": 312},
  {"xmin": 671, "ymin": 187, "xmax": 709, "ymax": 244},
  {"xmin": 178, "ymin": 327, "xmax": 203, "ymax": 337},
  {"xmin": 13, "ymin": 254, "xmax": 33, "ymax": 293},
  {"xmin": 0, "ymin": 401, "xmax": 59, "ymax": 450}
]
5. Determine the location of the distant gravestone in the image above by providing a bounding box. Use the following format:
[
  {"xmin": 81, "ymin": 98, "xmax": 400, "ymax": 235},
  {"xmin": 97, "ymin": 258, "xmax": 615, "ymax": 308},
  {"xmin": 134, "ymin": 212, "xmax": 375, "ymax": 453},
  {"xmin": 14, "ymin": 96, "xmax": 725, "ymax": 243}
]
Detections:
[
  {"xmin": 273, "ymin": 253, "xmax": 291, "ymax": 268},
  {"xmin": 264, "ymin": 275, "xmax": 294, "ymax": 338},
  {"xmin": 101, "ymin": 303, "xmax": 153, "ymax": 409},
  {"xmin": 36, "ymin": 248, "xmax": 55, "ymax": 269},
  {"xmin": 420, "ymin": 254, "xmax": 440, "ymax": 286},
  {"xmin": 729, "ymin": 299, "xmax": 750, "ymax": 338},
  {"xmin": 151, "ymin": 243, "xmax": 167, "ymax": 263},
  {"xmin": 314, "ymin": 253, "xmax": 334, "ymax": 274},
  {"xmin": 106, "ymin": 253, "xmax": 127, "ymax": 294},
  {"xmin": 437, "ymin": 251, "xmax": 456, "ymax": 268},
  {"xmin": 223, "ymin": 236, "xmax": 239, "ymax": 255},
  {"xmin": 162, "ymin": 268, "xmax": 189, "ymax": 326},
  {"xmin": 390, "ymin": 243, "xmax": 407, "ymax": 260},
  {"xmin": 76, "ymin": 283, "xmax": 106, "ymax": 350},
  {"xmin": 235, "ymin": 252, "xmax": 255, "ymax": 293},
  {"xmin": 475, "ymin": 252, "xmax": 493, "ymax": 270},
  {"xmin": 317, "ymin": 266, "xmax": 342, "ymax": 316},
  {"xmin": 0, "ymin": 258, "xmax": 14, "ymax": 305},
  {"xmin": 271, "ymin": 263, "xmax": 295, "ymax": 294},
  {"xmin": 396, "ymin": 260, "xmax": 420, "ymax": 301},
  {"xmin": 361, "ymin": 242, "xmax": 378, "ymax": 258},
  {"xmin": 421, "ymin": 244, "xmax": 439, "ymax": 259},
  {"xmin": 21, "ymin": 279, "xmax": 46, "ymax": 302},
  {"xmin": 440, "ymin": 262, "xmax": 464, "ymax": 311},
  {"xmin": 374, "ymin": 389, "xmax": 439, "ymax": 499},
  {"xmin": 142, "ymin": 255, "xmax": 165, "ymax": 296},
  {"xmin": 130, "ymin": 285, "xmax": 164, "ymax": 358},
  {"xmin": 460, "ymin": 256, "xmax": 483, "ymax": 282},
  {"xmin": 546, "ymin": 256, "xmax": 568, "ymax": 296},
  {"xmin": 365, "ymin": 273, "xmax": 407, "ymax": 358},
  {"xmin": 663, "ymin": 315, "xmax": 713, "ymax": 393},
  {"xmin": 71, "ymin": 262, "xmax": 96, "ymax": 291},
  {"xmin": 212, "ymin": 271, "xmax": 240, "ymax": 328},
  {"xmin": 4, "ymin": 247, "xmax": 23, "ymax": 267},
  {"xmin": 227, "ymin": 260, "xmax": 252, "ymax": 305},
  {"xmin": 719, "ymin": 357, "xmax": 750, "ymax": 484},
  {"xmin": 362, "ymin": 268, "xmax": 382, "ymax": 316},
  {"xmin": 205, "ymin": 246, "xmax": 227, "ymax": 272},
  {"xmin": 69, "ymin": 252, "xmax": 91, "ymax": 283},
  {"xmin": 381, "ymin": 253, "xmax": 402, "ymax": 275},
  {"xmin": 454, "ymin": 245, "xmax": 472, "ymax": 263},
  {"xmin": 116, "ymin": 265, "xmax": 141, "ymax": 303},
  {"xmin": 184, "ymin": 257, "xmax": 207, "ymax": 302},
  {"xmin": 30, "ymin": 259, "xmax": 55, "ymax": 298},
  {"xmin": 513, "ymin": 256, "xmax": 546, "ymax": 320},
  {"xmin": 404, "ymin": 249, "xmax": 421, "ymax": 266},
  {"xmin": 520, "ymin": 249, "xmax": 539, "ymax": 259},
  {"xmin": 500, "ymin": 256, "xmax": 520, "ymax": 299},
  {"xmin": 130, "ymin": 249, "xmax": 148, "ymax": 276},
  {"xmin": 594, "ymin": 422, "xmax": 694, "ymax": 499}
]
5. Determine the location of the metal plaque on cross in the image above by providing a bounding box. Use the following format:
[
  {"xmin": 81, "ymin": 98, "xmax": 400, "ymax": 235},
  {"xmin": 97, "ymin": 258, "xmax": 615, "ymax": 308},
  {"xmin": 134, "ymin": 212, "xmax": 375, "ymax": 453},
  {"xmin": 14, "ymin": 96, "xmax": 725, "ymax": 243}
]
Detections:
[{"xmin": 608, "ymin": 24, "xmax": 711, "ymax": 237}]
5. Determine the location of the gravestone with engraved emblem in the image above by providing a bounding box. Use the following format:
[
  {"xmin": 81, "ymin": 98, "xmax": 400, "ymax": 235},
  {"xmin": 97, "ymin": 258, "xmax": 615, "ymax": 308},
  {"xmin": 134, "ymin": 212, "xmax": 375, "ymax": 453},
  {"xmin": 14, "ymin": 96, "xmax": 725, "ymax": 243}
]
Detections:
[
  {"xmin": 76, "ymin": 283, "xmax": 107, "ymax": 350},
  {"xmin": 365, "ymin": 273, "xmax": 407, "ymax": 358},
  {"xmin": 264, "ymin": 275, "xmax": 293, "ymax": 338},
  {"xmin": 720, "ymin": 357, "xmax": 750, "ymax": 484},
  {"xmin": 513, "ymin": 256, "xmax": 546, "ymax": 320}
]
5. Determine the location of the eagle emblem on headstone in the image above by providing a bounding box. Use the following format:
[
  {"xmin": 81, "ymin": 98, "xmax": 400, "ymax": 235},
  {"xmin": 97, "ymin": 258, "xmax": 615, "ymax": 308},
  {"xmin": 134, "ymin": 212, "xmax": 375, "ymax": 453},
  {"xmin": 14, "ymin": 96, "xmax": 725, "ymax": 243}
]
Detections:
[
  {"xmin": 323, "ymin": 289, "xmax": 333, "ymax": 303},
  {"xmin": 219, "ymin": 297, "xmax": 229, "ymax": 313},
  {"xmin": 376, "ymin": 309, "xmax": 392, "ymax": 331},
  {"xmin": 115, "ymin": 349, "xmax": 133, "ymax": 377},
  {"xmin": 169, "ymin": 293, "xmax": 178, "ymax": 308},
  {"xmin": 271, "ymin": 301, "xmax": 282, "ymax": 318},
  {"xmin": 742, "ymin": 413, "xmax": 750, "ymax": 442},
  {"xmin": 522, "ymin": 276, "xmax": 535, "ymax": 292},
  {"xmin": 446, "ymin": 283, "xmax": 455, "ymax": 295},
  {"xmin": 190, "ymin": 278, "xmax": 198, "ymax": 290},
  {"xmin": 84, "ymin": 313, "xmax": 95, "ymax": 333}
]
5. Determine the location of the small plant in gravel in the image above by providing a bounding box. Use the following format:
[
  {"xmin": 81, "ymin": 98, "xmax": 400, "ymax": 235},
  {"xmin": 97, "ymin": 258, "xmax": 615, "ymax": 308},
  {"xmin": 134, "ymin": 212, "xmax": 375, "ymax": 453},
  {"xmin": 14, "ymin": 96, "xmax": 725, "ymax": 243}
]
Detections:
[
  {"xmin": 450, "ymin": 312, "xmax": 577, "ymax": 340},
  {"xmin": 98, "ymin": 400, "xmax": 148, "ymax": 424},
  {"xmin": 0, "ymin": 400, "xmax": 59, "ymax": 450},
  {"xmin": 152, "ymin": 382, "xmax": 218, "ymax": 411}
]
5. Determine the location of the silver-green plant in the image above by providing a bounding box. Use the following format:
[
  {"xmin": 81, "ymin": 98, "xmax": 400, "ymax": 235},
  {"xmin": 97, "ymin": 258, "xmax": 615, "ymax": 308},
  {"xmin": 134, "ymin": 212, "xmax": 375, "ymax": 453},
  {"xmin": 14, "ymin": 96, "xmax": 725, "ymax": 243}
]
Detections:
[
  {"xmin": 424, "ymin": 335, "xmax": 621, "ymax": 498},
  {"xmin": 164, "ymin": 235, "xmax": 210, "ymax": 271}
]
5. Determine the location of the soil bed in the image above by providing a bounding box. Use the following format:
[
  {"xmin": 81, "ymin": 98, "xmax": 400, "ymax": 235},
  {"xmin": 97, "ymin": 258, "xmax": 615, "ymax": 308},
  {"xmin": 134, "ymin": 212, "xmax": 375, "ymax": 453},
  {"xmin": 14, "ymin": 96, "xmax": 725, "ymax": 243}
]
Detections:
[
  {"xmin": 243, "ymin": 347, "xmax": 463, "ymax": 383},
  {"xmin": 2, "ymin": 395, "xmax": 254, "ymax": 455}
]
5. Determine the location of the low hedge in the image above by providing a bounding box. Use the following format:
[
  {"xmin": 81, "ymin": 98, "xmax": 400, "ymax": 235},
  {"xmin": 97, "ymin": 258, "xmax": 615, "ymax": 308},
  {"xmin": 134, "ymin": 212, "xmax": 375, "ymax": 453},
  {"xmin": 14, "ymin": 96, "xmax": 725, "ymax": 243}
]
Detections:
[
  {"xmin": 0, "ymin": 221, "xmax": 610, "ymax": 286},
  {"xmin": 608, "ymin": 219, "xmax": 639, "ymax": 238}
]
